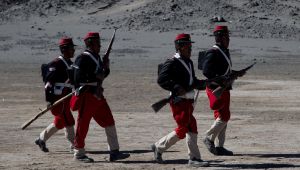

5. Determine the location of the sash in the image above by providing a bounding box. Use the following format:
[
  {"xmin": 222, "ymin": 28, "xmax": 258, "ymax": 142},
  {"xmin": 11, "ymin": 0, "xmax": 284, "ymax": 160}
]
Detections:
[{"xmin": 213, "ymin": 45, "xmax": 232, "ymax": 75}]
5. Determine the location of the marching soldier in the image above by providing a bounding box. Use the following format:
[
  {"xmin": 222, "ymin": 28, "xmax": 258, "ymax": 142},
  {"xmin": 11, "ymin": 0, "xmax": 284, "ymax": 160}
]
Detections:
[
  {"xmin": 70, "ymin": 32, "xmax": 130, "ymax": 163},
  {"xmin": 35, "ymin": 37, "xmax": 76, "ymax": 152},
  {"xmin": 202, "ymin": 25, "xmax": 240, "ymax": 156},
  {"xmin": 151, "ymin": 33, "xmax": 209, "ymax": 167}
]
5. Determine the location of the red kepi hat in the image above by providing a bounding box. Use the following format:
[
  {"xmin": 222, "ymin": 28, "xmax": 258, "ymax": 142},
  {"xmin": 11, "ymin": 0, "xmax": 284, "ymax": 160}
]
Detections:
[
  {"xmin": 213, "ymin": 25, "xmax": 230, "ymax": 36},
  {"xmin": 84, "ymin": 32, "xmax": 100, "ymax": 41},
  {"xmin": 174, "ymin": 33, "xmax": 194, "ymax": 44},
  {"xmin": 59, "ymin": 37, "xmax": 76, "ymax": 47}
]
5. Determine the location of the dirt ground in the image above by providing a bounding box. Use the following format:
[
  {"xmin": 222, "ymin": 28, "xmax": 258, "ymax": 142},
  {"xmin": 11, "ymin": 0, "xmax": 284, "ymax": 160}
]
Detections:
[{"xmin": 0, "ymin": 0, "xmax": 300, "ymax": 169}]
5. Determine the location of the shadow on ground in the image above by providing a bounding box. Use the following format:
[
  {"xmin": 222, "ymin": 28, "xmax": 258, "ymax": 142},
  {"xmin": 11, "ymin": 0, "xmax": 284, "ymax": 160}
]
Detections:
[
  {"xmin": 211, "ymin": 163, "xmax": 299, "ymax": 169},
  {"xmin": 235, "ymin": 153, "xmax": 300, "ymax": 158},
  {"xmin": 87, "ymin": 149, "xmax": 178, "ymax": 155}
]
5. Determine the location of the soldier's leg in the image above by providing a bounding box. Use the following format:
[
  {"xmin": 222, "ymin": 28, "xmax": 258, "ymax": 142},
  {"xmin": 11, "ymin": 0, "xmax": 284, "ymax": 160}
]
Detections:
[
  {"xmin": 63, "ymin": 99, "xmax": 75, "ymax": 151},
  {"xmin": 185, "ymin": 109, "xmax": 209, "ymax": 167},
  {"xmin": 65, "ymin": 126, "xmax": 75, "ymax": 150},
  {"xmin": 104, "ymin": 125, "xmax": 119, "ymax": 151},
  {"xmin": 216, "ymin": 123, "xmax": 227, "ymax": 147},
  {"xmin": 206, "ymin": 118, "xmax": 225, "ymax": 146},
  {"xmin": 186, "ymin": 132, "xmax": 200, "ymax": 159},
  {"xmin": 203, "ymin": 117, "xmax": 226, "ymax": 155},
  {"xmin": 205, "ymin": 118, "xmax": 227, "ymax": 142},
  {"xmin": 186, "ymin": 113, "xmax": 201, "ymax": 158},
  {"xmin": 74, "ymin": 94, "xmax": 94, "ymax": 162},
  {"xmin": 36, "ymin": 101, "xmax": 68, "ymax": 152},
  {"xmin": 39, "ymin": 103, "xmax": 66, "ymax": 143},
  {"xmin": 93, "ymin": 98, "xmax": 119, "ymax": 150},
  {"xmin": 206, "ymin": 89, "xmax": 231, "ymax": 140},
  {"xmin": 40, "ymin": 123, "xmax": 59, "ymax": 142},
  {"xmin": 36, "ymin": 123, "xmax": 58, "ymax": 152},
  {"xmin": 215, "ymin": 123, "xmax": 233, "ymax": 155},
  {"xmin": 214, "ymin": 91, "xmax": 233, "ymax": 155},
  {"xmin": 155, "ymin": 131, "xmax": 181, "ymax": 153},
  {"xmin": 156, "ymin": 99, "xmax": 194, "ymax": 153},
  {"xmin": 93, "ymin": 98, "xmax": 129, "ymax": 161}
]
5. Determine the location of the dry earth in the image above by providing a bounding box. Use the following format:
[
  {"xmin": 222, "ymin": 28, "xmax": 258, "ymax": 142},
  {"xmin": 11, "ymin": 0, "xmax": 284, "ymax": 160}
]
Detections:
[{"xmin": 0, "ymin": 0, "xmax": 300, "ymax": 169}]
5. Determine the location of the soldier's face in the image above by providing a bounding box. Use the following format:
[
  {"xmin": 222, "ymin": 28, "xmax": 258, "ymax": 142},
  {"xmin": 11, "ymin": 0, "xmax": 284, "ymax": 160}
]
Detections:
[
  {"xmin": 90, "ymin": 39, "xmax": 101, "ymax": 54},
  {"xmin": 63, "ymin": 46, "xmax": 75, "ymax": 58},
  {"xmin": 223, "ymin": 35, "xmax": 230, "ymax": 48},
  {"xmin": 180, "ymin": 43, "xmax": 192, "ymax": 58}
]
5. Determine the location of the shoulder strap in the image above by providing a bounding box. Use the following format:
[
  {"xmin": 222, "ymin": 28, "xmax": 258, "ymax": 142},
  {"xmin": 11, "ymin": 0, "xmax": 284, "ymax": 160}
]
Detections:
[
  {"xmin": 83, "ymin": 51, "xmax": 100, "ymax": 73},
  {"xmin": 83, "ymin": 52, "xmax": 99, "ymax": 66},
  {"xmin": 174, "ymin": 53, "xmax": 193, "ymax": 85},
  {"xmin": 58, "ymin": 56, "xmax": 72, "ymax": 69},
  {"xmin": 212, "ymin": 45, "xmax": 232, "ymax": 75}
]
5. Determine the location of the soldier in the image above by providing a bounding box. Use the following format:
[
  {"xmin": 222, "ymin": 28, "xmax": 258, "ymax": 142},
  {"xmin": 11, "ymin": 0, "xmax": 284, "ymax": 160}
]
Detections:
[
  {"xmin": 202, "ymin": 25, "xmax": 238, "ymax": 156},
  {"xmin": 35, "ymin": 37, "xmax": 76, "ymax": 153},
  {"xmin": 151, "ymin": 33, "xmax": 209, "ymax": 167},
  {"xmin": 70, "ymin": 32, "xmax": 130, "ymax": 163}
]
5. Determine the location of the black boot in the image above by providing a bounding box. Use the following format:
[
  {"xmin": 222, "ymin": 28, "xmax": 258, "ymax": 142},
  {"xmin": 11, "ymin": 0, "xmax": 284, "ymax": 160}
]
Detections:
[
  {"xmin": 109, "ymin": 150, "xmax": 130, "ymax": 162},
  {"xmin": 203, "ymin": 137, "xmax": 217, "ymax": 155},
  {"xmin": 74, "ymin": 155, "xmax": 94, "ymax": 163},
  {"xmin": 151, "ymin": 144, "xmax": 163, "ymax": 163},
  {"xmin": 35, "ymin": 138, "xmax": 49, "ymax": 152},
  {"xmin": 188, "ymin": 158, "xmax": 209, "ymax": 167},
  {"xmin": 216, "ymin": 147, "xmax": 233, "ymax": 156}
]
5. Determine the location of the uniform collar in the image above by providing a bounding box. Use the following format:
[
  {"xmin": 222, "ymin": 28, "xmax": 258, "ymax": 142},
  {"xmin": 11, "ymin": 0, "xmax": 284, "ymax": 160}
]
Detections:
[
  {"xmin": 85, "ymin": 49, "xmax": 100, "ymax": 58},
  {"xmin": 174, "ymin": 52, "xmax": 191, "ymax": 63},
  {"xmin": 215, "ymin": 44, "xmax": 228, "ymax": 51}
]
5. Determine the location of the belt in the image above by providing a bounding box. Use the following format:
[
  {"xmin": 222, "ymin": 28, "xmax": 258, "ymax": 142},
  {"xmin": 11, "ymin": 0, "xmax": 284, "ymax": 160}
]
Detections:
[
  {"xmin": 79, "ymin": 82, "xmax": 97, "ymax": 86},
  {"xmin": 178, "ymin": 90, "xmax": 195, "ymax": 99},
  {"xmin": 54, "ymin": 83, "xmax": 74, "ymax": 88}
]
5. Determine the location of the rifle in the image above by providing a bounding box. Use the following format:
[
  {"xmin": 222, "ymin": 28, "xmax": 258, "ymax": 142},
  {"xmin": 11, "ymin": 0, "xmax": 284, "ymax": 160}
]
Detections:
[
  {"xmin": 21, "ymin": 86, "xmax": 83, "ymax": 130},
  {"xmin": 212, "ymin": 62, "xmax": 256, "ymax": 99},
  {"xmin": 102, "ymin": 28, "xmax": 117, "ymax": 65},
  {"xmin": 151, "ymin": 96, "xmax": 172, "ymax": 113},
  {"xmin": 151, "ymin": 77, "xmax": 224, "ymax": 113},
  {"xmin": 94, "ymin": 28, "xmax": 117, "ymax": 99}
]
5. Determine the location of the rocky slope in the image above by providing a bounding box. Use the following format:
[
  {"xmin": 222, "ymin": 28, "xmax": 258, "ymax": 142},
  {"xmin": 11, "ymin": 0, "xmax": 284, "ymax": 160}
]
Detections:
[{"xmin": 0, "ymin": 0, "xmax": 299, "ymax": 40}]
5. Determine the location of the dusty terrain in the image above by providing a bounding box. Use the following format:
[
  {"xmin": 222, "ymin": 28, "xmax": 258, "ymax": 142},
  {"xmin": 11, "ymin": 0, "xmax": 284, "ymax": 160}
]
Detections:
[{"xmin": 0, "ymin": 0, "xmax": 299, "ymax": 169}]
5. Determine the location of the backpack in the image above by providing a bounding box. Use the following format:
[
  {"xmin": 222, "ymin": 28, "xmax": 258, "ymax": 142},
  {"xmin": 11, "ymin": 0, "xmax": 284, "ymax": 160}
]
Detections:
[
  {"xmin": 157, "ymin": 62, "xmax": 164, "ymax": 75},
  {"xmin": 198, "ymin": 50, "xmax": 208, "ymax": 70},
  {"xmin": 41, "ymin": 56, "xmax": 75, "ymax": 84},
  {"xmin": 41, "ymin": 63, "xmax": 49, "ymax": 83},
  {"xmin": 157, "ymin": 57, "xmax": 174, "ymax": 75}
]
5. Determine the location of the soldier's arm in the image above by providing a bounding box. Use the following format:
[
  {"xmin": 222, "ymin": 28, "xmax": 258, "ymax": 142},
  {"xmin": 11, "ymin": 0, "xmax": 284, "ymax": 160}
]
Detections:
[{"xmin": 103, "ymin": 67, "xmax": 110, "ymax": 78}]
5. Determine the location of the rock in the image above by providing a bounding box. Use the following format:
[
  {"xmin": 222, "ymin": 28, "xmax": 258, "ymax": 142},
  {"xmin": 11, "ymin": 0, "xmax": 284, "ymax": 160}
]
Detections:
[
  {"xmin": 170, "ymin": 4, "xmax": 179, "ymax": 11},
  {"xmin": 210, "ymin": 16, "xmax": 227, "ymax": 22}
]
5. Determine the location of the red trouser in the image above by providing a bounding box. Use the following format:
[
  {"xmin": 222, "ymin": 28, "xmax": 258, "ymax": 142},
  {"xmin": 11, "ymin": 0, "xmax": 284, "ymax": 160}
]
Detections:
[
  {"xmin": 51, "ymin": 97, "xmax": 75, "ymax": 129},
  {"xmin": 206, "ymin": 87, "xmax": 231, "ymax": 122},
  {"xmin": 73, "ymin": 93, "xmax": 115, "ymax": 149},
  {"xmin": 170, "ymin": 99, "xmax": 197, "ymax": 139}
]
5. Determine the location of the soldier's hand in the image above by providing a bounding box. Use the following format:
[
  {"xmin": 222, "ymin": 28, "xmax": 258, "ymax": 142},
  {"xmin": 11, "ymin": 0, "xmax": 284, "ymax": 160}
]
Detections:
[
  {"xmin": 46, "ymin": 102, "xmax": 52, "ymax": 108},
  {"xmin": 176, "ymin": 87, "xmax": 186, "ymax": 96},
  {"xmin": 195, "ymin": 80, "xmax": 206, "ymax": 90},
  {"xmin": 96, "ymin": 72, "xmax": 105, "ymax": 81},
  {"xmin": 103, "ymin": 58, "xmax": 110, "ymax": 69}
]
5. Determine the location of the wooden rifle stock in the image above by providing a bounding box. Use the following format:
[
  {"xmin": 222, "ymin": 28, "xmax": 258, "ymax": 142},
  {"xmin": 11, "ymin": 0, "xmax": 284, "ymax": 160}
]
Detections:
[
  {"xmin": 151, "ymin": 96, "xmax": 171, "ymax": 113},
  {"xmin": 21, "ymin": 86, "xmax": 83, "ymax": 130}
]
